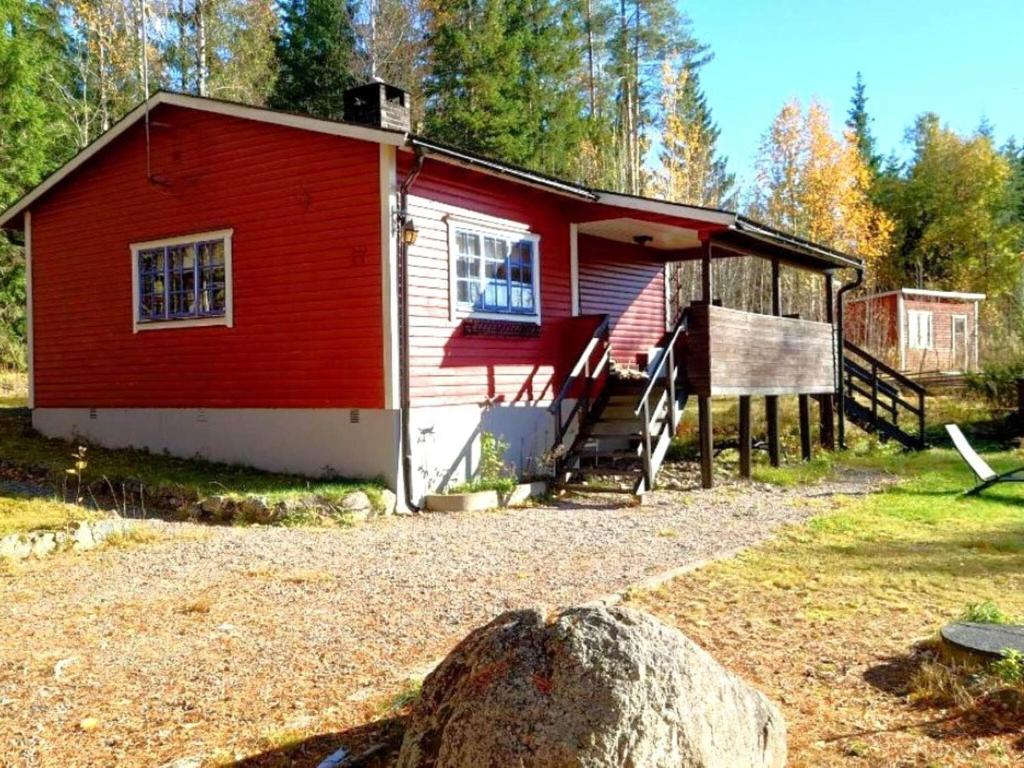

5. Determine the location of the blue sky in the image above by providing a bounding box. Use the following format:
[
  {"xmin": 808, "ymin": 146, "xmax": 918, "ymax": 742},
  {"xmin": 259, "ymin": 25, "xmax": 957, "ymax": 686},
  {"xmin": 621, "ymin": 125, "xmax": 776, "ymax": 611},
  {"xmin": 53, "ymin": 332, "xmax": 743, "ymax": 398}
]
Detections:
[{"xmin": 682, "ymin": 0, "xmax": 1024, "ymax": 188}]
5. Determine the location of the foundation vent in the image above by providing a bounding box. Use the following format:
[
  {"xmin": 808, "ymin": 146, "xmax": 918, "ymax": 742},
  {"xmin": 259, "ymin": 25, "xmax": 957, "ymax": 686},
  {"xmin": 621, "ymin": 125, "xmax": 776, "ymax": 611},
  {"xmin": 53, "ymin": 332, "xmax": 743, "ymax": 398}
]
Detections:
[
  {"xmin": 350, "ymin": 409, "xmax": 360, "ymax": 424},
  {"xmin": 88, "ymin": 408, "xmax": 97, "ymax": 420}
]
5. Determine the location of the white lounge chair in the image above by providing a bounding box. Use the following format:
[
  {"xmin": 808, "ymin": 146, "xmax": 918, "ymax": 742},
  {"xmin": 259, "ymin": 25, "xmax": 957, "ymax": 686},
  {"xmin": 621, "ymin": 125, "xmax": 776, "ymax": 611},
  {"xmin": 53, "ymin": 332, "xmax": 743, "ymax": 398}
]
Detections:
[{"xmin": 946, "ymin": 424, "xmax": 1024, "ymax": 496}]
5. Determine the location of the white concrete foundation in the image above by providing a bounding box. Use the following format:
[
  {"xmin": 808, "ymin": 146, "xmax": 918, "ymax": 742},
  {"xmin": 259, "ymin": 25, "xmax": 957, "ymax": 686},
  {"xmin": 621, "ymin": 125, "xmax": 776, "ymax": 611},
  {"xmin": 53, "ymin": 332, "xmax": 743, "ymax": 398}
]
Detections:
[
  {"xmin": 407, "ymin": 401, "xmax": 571, "ymax": 503},
  {"xmin": 33, "ymin": 408, "xmax": 402, "ymax": 489}
]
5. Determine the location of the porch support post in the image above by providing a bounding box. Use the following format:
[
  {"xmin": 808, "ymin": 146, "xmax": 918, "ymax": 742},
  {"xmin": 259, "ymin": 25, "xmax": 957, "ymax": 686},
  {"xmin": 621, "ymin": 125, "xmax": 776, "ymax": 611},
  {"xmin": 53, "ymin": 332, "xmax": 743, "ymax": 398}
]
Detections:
[
  {"xmin": 818, "ymin": 395, "xmax": 835, "ymax": 450},
  {"xmin": 765, "ymin": 396, "xmax": 781, "ymax": 467},
  {"xmin": 799, "ymin": 394, "xmax": 812, "ymax": 461},
  {"xmin": 738, "ymin": 395, "xmax": 752, "ymax": 479},
  {"xmin": 819, "ymin": 271, "xmax": 836, "ymax": 449},
  {"xmin": 700, "ymin": 237, "xmax": 713, "ymax": 304},
  {"xmin": 765, "ymin": 257, "xmax": 782, "ymax": 467},
  {"xmin": 698, "ymin": 396, "xmax": 713, "ymax": 489},
  {"xmin": 770, "ymin": 258, "xmax": 781, "ymax": 316}
]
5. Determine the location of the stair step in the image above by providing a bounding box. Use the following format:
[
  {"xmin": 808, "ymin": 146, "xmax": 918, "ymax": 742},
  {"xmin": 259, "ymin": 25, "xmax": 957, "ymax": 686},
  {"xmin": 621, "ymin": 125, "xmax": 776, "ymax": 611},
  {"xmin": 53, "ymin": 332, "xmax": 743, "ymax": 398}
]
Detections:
[
  {"xmin": 558, "ymin": 483, "xmax": 638, "ymax": 495},
  {"xmin": 574, "ymin": 466, "xmax": 642, "ymax": 477},
  {"xmin": 590, "ymin": 422, "xmax": 643, "ymax": 437}
]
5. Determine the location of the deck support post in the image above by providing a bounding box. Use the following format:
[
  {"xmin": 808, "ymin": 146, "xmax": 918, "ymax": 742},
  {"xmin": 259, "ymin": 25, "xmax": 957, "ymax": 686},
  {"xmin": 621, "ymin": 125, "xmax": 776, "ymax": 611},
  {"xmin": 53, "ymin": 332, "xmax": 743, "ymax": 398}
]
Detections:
[
  {"xmin": 700, "ymin": 238, "xmax": 713, "ymax": 304},
  {"xmin": 765, "ymin": 395, "xmax": 780, "ymax": 467},
  {"xmin": 738, "ymin": 395, "xmax": 752, "ymax": 479},
  {"xmin": 818, "ymin": 394, "xmax": 836, "ymax": 450},
  {"xmin": 698, "ymin": 396, "xmax": 713, "ymax": 489},
  {"xmin": 798, "ymin": 394, "xmax": 812, "ymax": 461}
]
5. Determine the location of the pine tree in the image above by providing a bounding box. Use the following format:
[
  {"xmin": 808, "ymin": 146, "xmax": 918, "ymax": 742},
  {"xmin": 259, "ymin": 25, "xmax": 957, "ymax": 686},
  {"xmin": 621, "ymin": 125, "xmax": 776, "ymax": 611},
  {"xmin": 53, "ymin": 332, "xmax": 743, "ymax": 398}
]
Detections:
[
  {"xmin": 0, "ymin": 0, "xmax": 74, "ymax": 368},
  {"xmin": 270, "ymin": 0, "xmax": 358, "ymax": 119},
  {"xmin": 846, "ymin": 71, "xmax": 880, "ymax": 176},
  {"xmin": 655, "ymin": 59, "xmax": 734, "ymax": 208},
  {"xmin": 422, "ymin": 0, "xmax": 586, "ymax": 178}
]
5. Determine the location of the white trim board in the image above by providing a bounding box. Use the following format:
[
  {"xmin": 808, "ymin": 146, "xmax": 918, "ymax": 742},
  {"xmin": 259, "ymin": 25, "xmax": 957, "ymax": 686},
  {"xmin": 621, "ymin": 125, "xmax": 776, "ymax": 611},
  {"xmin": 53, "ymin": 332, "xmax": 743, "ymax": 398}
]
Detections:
[
  {"xmin": 130, "ymin": 228, "xmax": 234, "ymax": 332},
  {"xmin": 569, "ymin": 223, "xmax": 580, "ymax": 317},
  {"xmin": 849, "ymin": 288, "xmax": 986, "ymax": 303},
  {"xmin": 0, "ymin": 92, "xmax": 407, "ymax": 230},
  {"xmin": 379, "ymin": 145, "xmax": 400, "ymax": 410},
  {"xmin": 24, "ymin": 211, "xmax": 34, "ymax": 409}
]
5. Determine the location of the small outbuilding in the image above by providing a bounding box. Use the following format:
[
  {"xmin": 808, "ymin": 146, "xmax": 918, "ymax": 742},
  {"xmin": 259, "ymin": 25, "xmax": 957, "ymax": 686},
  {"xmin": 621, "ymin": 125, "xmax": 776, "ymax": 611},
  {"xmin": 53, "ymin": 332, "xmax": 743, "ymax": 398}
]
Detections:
[{"xmin": 845, "ymin": 288, "xmax": 984, "ymax": 374}]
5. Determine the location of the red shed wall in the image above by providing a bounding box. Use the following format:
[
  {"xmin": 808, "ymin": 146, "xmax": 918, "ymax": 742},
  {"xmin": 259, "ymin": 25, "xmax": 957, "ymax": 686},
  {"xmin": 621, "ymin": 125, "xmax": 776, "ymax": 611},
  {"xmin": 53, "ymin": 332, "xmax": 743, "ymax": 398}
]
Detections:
[
  {"xmin": 902, "ymin": 297, "xmax": 977, "ymax": 372},
  {"xmin": 30, "ymin": 104, "xmax": 384, "ymax": 408},
  {"xmin": 578, "ymin": 234, "xmax": 666, "ymax": 367}
]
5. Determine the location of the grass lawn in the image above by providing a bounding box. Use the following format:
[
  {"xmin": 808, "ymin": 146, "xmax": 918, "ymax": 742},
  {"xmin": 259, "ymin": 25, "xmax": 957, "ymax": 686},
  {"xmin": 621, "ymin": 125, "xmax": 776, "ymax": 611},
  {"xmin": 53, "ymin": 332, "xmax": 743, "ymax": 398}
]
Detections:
[
  {"xmin": 0, "ymin": 495, "xmax": 92, "ymax": 536},
  {"xmin": 0, "ymin": 407, "xmax": 384, "ymax": 508},
  {"xmin": 632, "ymin": 437, "xmax": 1024, "ymax": 765}
]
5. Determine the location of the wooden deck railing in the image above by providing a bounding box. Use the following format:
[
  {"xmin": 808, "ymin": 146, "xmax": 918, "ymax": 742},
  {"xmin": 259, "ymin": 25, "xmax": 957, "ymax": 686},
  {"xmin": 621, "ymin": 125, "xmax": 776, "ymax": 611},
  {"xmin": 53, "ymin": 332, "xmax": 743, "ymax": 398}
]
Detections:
[{"xmin": 632, "ymin": 311, "xmax": 689, "ymax": 491}]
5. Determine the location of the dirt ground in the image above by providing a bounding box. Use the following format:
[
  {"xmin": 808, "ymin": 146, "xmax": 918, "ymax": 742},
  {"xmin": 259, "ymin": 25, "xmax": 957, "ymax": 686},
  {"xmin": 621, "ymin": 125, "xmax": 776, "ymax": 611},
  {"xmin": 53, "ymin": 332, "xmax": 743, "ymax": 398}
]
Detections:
[{"xmin": 0, "ymin": 472, "xmax": 878, "ymax": 768}]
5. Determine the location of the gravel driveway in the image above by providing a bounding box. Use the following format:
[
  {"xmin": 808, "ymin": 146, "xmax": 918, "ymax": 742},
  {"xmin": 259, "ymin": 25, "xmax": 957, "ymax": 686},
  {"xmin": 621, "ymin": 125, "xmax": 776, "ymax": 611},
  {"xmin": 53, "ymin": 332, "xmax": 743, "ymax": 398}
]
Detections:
[{"xmin": 0, "ymin": 469, "xmax": 883, "ymax": 767}]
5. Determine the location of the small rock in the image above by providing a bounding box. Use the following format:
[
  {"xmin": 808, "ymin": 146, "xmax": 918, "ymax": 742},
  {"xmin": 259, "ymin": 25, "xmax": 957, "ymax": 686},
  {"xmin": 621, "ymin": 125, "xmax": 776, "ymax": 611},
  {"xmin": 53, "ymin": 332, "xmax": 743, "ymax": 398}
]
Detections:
[
  {"xmin": 71, "ymin": 522, "xmax": 96, "ymax": 551},
  {"xmin": 239, "ymin": 496, "xmax": 273, "ymax": 524},
  {"xmin": 379, "ymin": 489, "xmax": 398, "ymax": 517},
  {"xmin": 339, "ymin": 491, "xmax": 372, "ymax": 523},
  {"xmin": 79, "ymin": 716, "xmax": 100, "ymax": 732},
  {"xmin": 200, "ymin": 495, "xmax": 225, "ymax": 516},
  {"xmin": 0, "ymin": 533, "xmax": 31, "ymax": 561},
  {"xmin": 30, "ymin": 531, "xmax": 57, "ymax": 558}
]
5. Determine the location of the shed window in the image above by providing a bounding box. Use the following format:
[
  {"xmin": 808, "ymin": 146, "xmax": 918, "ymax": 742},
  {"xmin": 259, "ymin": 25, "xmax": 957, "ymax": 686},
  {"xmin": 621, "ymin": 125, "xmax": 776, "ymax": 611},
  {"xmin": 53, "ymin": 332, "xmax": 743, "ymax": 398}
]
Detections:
[
  {"xmin": 132, "ymin": 230, "xmax": 233, "ymax": 331},
  {"xmin": 907, "ymin": 309, "xmax": 933, "ymax": 349},
  {"xmin": 452, "ymin": 225, "xmax": 539, "ymax": 320}
]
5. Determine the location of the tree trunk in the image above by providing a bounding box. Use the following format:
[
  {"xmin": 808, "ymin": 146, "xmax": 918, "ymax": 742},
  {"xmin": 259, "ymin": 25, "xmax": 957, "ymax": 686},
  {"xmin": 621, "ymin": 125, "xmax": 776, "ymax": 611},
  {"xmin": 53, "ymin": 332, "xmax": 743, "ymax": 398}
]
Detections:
[{"xmin": 195, "ymin": 0, "xmax": 208, "ymax": 96}]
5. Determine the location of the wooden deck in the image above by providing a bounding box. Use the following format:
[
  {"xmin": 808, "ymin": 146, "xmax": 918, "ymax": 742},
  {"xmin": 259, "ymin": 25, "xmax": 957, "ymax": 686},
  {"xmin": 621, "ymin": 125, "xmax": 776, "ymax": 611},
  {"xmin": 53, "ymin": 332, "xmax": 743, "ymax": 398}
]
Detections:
[{"xmin": 685, "ymin": 304, "xmax": 836, "ymax": 397}]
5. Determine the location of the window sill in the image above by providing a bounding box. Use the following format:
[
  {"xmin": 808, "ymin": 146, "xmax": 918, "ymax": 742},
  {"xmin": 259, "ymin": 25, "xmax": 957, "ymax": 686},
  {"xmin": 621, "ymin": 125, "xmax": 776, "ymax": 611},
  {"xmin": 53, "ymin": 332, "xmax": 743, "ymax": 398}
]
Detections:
[
  {"xmin": 456, "ymin": 310, "xmax": 540, "ymax": 326},
  {"xmin": 462, "ymin": 317, "xmax": 542, "ymax": 338},
  {"xmin": 134, "ymin": 316, "xmax": 231, "ymax": 333}
]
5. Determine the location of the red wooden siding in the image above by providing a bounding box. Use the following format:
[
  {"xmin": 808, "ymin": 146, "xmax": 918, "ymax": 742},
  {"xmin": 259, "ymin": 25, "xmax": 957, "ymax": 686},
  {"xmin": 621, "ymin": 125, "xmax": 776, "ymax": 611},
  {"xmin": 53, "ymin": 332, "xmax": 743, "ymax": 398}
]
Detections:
[
  {"xmin": 30, "ymin": 104, "xmax": 384, "ymax": 408},
  {"xmin": 578, "ymin": 234, "xmax": 666, "ymax": 367},
  {"xmin": 400, "ymin": 154, "xmax": 584, "ymax": 408},
  {"xmin": 902, "ymin": 297, "xmax": 976, "ymax": 373},
  {"xmin": 846, "ymin": 293, "xmax": 898, "ymax": 368}
]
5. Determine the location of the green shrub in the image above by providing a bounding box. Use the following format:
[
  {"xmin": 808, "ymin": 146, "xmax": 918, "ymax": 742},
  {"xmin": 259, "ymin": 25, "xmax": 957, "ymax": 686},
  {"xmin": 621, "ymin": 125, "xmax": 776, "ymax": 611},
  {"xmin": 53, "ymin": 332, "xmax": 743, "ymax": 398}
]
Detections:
[
  {"xmin": 964, "ymin": 360, "xmax": 1024, "ymax": 406},
  {"xmin": 991, "ymin": 649, "xmax": 1024, "ymax": 685},
  {"xmin": 960, "ymin": 600, "xmax": 1014, "ymax": 625},
  {"xmin": 448, "ymin": 432, "xmax": 516, "ymax": 495}
]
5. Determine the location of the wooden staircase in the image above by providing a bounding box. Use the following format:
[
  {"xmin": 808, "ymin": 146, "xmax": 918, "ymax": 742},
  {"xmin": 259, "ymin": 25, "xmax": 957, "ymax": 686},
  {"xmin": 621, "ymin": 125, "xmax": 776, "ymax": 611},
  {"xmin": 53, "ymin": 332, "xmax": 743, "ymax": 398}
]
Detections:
[
  {"xmin": 549, "ymin": 312, "xmax": 689, "ymax": 496},
  {"xmin": 842, "ymin": 340, "xmax": 927, "ymax": 450}
]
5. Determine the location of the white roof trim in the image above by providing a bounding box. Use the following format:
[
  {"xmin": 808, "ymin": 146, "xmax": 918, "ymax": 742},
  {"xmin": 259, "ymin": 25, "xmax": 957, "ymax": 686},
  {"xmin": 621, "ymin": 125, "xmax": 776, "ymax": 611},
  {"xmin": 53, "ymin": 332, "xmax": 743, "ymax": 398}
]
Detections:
[
  {"xmin": 0, "ymin": 92, "xmax": 407, "ymax": 230},
  {"xmin": 595, "ymin": 192, "xmax": 735, "ymax": 226},
  {"xmin": 901, "ymin": 288, "xmax": 985, "ymax": 301},
  {"xmin": 850, "ymin": 288, "xmax": 986, "ymax": 303}
]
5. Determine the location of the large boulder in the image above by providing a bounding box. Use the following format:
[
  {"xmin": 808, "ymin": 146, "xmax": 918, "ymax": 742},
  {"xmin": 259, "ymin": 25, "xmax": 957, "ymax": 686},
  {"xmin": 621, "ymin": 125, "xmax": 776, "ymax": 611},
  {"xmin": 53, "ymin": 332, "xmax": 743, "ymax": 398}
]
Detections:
[{"xmin": 397, "ymin": 605, "xmax": 786, "ymax": 768}]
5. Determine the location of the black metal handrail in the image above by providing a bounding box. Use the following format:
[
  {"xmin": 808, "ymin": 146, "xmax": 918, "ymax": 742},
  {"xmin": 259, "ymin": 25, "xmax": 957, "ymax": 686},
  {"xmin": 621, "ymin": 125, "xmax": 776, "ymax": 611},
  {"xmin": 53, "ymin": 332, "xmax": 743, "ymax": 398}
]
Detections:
[
  {"xmin": 842, "ymin": 339, "xmax": 926, "ymax": 448},
  {"xmin": 548, "ymin": 314, "xmax": 611, "ymax": 451}
]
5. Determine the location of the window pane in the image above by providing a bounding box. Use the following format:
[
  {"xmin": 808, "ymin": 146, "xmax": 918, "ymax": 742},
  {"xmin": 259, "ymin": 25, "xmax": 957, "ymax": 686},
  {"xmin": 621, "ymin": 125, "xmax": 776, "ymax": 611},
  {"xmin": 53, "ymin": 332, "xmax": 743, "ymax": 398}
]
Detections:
[
  {"xmin": 138, "ymin": 248, "xmax": 166, "ymax": 321},
  {"xmin": 197, "ymin": 240, "xmax": 226, "ymax": 316}
]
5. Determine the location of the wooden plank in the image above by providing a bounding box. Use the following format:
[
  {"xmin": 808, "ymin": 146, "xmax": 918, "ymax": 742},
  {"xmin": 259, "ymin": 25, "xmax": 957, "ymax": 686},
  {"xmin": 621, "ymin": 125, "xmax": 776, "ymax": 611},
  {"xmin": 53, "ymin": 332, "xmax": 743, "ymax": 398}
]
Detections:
[
  {"xmin": 799, "ymin": 394, "xmax": 812, "ymax": 461},
  {"xmin": 738, "ymin": 395, "xmax": 752, "ymax": 479},
  {"xmin": 686, "ymin": 304, "xmax": 835, "ymax": 396},
  {"xmin": 699, "ymin": 396, "xmax": 713, "ymax": 488},
  {"xmin": 766, "ymin": 395, "xmax": 780, "ymax": 467}
]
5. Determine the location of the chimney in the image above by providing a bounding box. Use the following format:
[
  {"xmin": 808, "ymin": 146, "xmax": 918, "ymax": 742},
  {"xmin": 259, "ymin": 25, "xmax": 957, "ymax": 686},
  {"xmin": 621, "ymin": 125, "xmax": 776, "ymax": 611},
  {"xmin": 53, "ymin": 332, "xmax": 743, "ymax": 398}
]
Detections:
[{"xmin": 343, "ymin": 82, "xmax": 411, "ymax": 132}]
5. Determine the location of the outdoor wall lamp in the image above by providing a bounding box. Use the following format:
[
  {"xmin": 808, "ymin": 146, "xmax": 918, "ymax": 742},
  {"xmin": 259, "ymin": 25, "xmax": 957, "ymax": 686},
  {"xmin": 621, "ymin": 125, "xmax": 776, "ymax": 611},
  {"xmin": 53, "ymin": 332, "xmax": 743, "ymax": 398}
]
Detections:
[
  {"xmin": 633, "ymin": 234, "xmax": 653, "ymax": 246},
  {"xmin": 402, "ymin": 217, "xmax": 419, "ymax": 245}
]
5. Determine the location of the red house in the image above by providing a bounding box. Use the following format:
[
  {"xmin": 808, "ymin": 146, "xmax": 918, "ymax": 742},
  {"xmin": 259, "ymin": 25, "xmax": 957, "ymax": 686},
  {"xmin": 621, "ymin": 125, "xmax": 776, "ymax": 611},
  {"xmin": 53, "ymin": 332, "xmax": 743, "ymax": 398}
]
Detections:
[
  {"xmin": 0, "ymin": 84, "xmax": 870, "ymax": 507},
  {"xmin": 845, "ymin": 288, "xmax": 984, "ymax": 374}
]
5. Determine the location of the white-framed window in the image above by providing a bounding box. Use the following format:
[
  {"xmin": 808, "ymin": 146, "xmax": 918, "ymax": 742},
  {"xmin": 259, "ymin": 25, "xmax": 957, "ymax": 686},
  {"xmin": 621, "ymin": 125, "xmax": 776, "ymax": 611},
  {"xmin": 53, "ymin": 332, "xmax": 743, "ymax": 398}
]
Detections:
[
  {"xmin": 130, "ymin": 229, "xmax": 233, "ymax": 332},
  {"xmin": 907, "ymin": 309, "xmax": 933, "ymax": 349},
  {"xmin": 447, "ymin": 219, "xmax": 541, "ymax": 323}
]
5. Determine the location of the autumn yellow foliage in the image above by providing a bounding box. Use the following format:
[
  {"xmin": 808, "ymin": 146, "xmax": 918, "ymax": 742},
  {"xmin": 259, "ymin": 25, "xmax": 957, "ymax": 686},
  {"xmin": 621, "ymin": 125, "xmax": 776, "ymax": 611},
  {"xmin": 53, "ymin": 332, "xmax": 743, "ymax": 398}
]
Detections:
[{"xmin": 751, "ymin": 99, "xmax": 894, "ymax": 277}]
